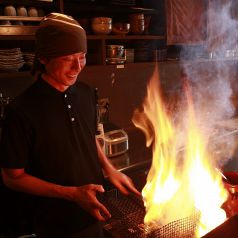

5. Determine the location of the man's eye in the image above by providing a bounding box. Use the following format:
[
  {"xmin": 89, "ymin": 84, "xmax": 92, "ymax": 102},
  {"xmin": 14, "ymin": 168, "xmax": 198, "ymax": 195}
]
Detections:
[{"xmin": 62, "ymin": 57, "xmax": 72, "ymax": 62}]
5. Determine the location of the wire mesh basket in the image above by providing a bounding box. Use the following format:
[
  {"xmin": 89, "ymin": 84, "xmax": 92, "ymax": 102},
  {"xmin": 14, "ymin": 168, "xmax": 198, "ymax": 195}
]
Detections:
[{"xmin": 102, "ymin": 191, "xmax": 200, "ymax": 238}]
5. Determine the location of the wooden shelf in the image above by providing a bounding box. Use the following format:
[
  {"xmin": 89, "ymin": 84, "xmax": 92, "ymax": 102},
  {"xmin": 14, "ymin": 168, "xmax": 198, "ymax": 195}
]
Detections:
[
  {"xmin": 63, "ymin": 3, "xmax": 159, "ymax": 15},
  {"xmin": 0, "ymin": 26, "xmax": 38, "ymax": 39},
  {"xmin": 0, "ymin": 16, "xmax": 43, "ymax": 22},
  {"xmin": 0, "ymin": 0, "xmax": 56, "ymax": 8},
  {"xmin": 0, "ymin": 26, "xmax": 165, "ymax": 41},
  {"xmin": 87, "ymin": 35, "xmax": 165, "ymax": 40},
  {"xmin": 0, "ymin": 0, "xmax": 165, "ymax": 67}
]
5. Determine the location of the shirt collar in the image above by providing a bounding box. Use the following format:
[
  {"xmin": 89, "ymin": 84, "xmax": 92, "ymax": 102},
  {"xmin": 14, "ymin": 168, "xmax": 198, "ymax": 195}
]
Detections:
[{"xmin": 37, "ymin": 75, "xmax": 77, "ymax": 96}]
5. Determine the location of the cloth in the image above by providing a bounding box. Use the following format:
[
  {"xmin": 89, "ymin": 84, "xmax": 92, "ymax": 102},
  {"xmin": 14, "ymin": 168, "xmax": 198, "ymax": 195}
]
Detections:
[
  {"xmin": 166, "ymin": 0, "xmax": 206, "ymax": 44},
  {"xmin": 35, "ymin": 13, "xmax": 87, "ymax": 58},
  {"xmin": 0, "ymin": 77, "xmax": 104, "ymax": 237}
]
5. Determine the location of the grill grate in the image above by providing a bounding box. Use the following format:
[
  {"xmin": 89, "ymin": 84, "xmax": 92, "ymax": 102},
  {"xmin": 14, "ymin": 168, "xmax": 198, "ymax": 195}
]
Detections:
[
  {"xmin": 148, "ymin": 212, "xmax": 200, "ymax": 238},
  {"xmin": 101, "ymin": 191, "xmax": 200, "ymax": 238}
]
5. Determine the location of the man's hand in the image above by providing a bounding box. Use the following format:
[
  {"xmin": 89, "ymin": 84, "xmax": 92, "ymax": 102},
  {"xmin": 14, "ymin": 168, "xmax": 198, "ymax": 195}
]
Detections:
[
  {"xmin": 95, "ymin": 138, "xmax": 141, "ymax": 196},
  {"xmin": 106, "ymin": 169, "xmax": 141, "ymax": 196},
  {"xmin": 73, "ymin": 184, "xmax": 111, "ymax": 221},
  {"xmin": 1, "ymin": 169, "xmax": 111, "ymax": 221}
]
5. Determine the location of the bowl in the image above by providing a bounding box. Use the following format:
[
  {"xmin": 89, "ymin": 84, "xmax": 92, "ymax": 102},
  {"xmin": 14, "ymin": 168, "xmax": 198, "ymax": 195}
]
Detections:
[
  {"xmin": 4, "ymin": 5, "xmax": 16, "ymax": 16},
  {"xmin": 112, "ymin": 22, "xmax": 130, "ymax": 35},
  {"xmin": 91, "ymin": 22, "xmax": 112, "ymax": 35},
  {"xmin": 28, "ymin": 7, "xmax": 38, "ymax": 17},
  {"xmin": 129, "ymin": 13, "xmax": 145, "ymax": 35},
  {"xmin": 91, "ymin": 23, "xmax": 112, "ymax": 35},
  {"xmin": 17, "ymin": 6, "xmax": 28, "ymax": 16},
  {"xmin": 222, "ymin": 172, "xmax": 238, "ymax": 218},
  {"xmin": 91, "ymin": 17, "xmax": 112, "ymax": 24},
  {"xmin": 130, "ymin": 21, "xmax": 145, "ymax": 35}
]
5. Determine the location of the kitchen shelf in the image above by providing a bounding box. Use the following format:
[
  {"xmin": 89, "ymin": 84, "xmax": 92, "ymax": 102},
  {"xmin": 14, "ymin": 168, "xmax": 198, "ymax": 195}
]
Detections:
[
  {"xmin": 0, "ymin": 0, "xmax": 166, "ymax": 65},
  {"xmin": 0, "ymin": 0, "xmax": 57, "ymax": 8},
  {"xmin": 0, "ymin": 26, "xmax": 38, "ymax": 38},
  {"xmin": 87, "ymin": 35, "xmax": 165, "ymax": 40},
  {"xmin": 0, "ymin": 16, "xmax": 43, "ymax": 21},
  {"xmin": 0, "ymin": 26, "xmax": 165, "ymax": 40},
  {"xmin": 63, "ymin": 3, "xmax": 159, "ymax": 15},
  {"xmin": 0, "ymin": 25, "xmax": 165, "ymax": 39},
  {"xmin": 0, "ymin": 23, "xmax": 165, "ymax": 64}
]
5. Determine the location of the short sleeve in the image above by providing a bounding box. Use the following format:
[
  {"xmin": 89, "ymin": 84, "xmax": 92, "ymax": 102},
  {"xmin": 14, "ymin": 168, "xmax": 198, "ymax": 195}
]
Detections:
[{"xmin": 0, "ymin": 104, "xmax": 32, "ymax": 168}]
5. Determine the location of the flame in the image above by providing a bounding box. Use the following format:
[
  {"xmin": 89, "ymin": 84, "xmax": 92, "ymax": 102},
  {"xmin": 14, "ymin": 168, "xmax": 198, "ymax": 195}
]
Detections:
[{"xmin": 132, "ymin": 66, "xmax": 228, "ymax": 237}]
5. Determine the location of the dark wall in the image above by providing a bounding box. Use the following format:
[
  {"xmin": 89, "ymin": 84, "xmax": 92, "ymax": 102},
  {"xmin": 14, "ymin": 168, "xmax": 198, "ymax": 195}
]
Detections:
[
  {"xmin": 0, "ymin": 62, "xmax": 181, "ymax": 132},
  {"xmin": 80, "ymin": 62, "xmax": 181, "ymax": 131}
]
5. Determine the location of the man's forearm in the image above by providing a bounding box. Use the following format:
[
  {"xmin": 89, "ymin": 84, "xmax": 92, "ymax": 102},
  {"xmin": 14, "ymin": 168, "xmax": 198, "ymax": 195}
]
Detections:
[
  {"xmin": 1, "ymin": 168, "xmax": 77, "ymax": 201},
  {"xmin": 1, "ymin": 168, "xmax": 111, "ymax": 221}
]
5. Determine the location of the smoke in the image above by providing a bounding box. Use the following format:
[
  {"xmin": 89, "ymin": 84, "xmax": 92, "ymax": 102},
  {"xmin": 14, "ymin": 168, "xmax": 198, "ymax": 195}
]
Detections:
[{"xmin": 179, "ymin": 1, "xmax": 238, "ymax": 166}]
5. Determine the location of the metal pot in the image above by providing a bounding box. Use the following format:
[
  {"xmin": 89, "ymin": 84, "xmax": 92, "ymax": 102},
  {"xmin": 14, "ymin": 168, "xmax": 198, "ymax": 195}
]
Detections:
[
  {"xmin": 106, "ymin": 45, "xmax": 124, "ymax": 58},
  {"xmin": 222, "ymin": 172, "xmax": 238, "ymax": 218},
  {"xmin": 104, "ymin": 129, "xmax": 128, "ymax": 157}
]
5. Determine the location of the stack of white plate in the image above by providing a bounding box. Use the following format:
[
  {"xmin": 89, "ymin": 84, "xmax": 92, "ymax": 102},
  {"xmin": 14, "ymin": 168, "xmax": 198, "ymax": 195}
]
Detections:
[
  {"xmin": 23, "ymin": 52, "xmax": 35, "ymax": 67},
  {"xmin": 0, "ymin": 48, "xmax": 25, "ymax": 71}
]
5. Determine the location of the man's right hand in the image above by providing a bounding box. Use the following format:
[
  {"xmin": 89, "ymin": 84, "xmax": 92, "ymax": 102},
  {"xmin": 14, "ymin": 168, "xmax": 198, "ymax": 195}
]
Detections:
[
  {"xmin": 1, "ymin": 169, "xmax": 110, "ymax": 221},
  {"xmin": 73, "ymin": 184, "xmax": 111, "ymax": 221}
]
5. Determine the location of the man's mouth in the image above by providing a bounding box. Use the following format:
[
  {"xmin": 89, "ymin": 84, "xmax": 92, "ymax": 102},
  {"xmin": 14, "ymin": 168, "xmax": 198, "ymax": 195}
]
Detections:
[{"xmin": 67, "ymin": 74, "xmax": 78, "ymax": 78}]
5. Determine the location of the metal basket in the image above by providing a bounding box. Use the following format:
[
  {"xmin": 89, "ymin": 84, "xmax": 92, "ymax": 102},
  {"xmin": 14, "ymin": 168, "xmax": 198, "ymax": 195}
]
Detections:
[{"xmin": 102, "ymin": 191, "xmax": 199, "ymax": 238}]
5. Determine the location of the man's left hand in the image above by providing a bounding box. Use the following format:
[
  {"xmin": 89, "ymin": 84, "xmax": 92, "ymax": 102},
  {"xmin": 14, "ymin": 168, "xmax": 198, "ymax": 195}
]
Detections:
[{"xmin": 106, "ymin": 169, "xmax": 141, "ymax": 196}]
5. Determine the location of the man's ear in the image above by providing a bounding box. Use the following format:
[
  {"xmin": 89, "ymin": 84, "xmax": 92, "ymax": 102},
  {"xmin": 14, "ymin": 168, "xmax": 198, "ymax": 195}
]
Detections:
[{"xmin": 39, "ymin": 57, "xmax": 48, "ymax": 64}]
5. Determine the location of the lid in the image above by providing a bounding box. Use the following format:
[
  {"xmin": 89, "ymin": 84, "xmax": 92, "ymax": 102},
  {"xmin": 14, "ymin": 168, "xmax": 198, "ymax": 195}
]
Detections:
[
  {"xmin": 104, "ymin": 129, "xmax": 128, "ymax": 142},
  {"xmin": 107, "ymin": 45, "xmax": 124, "ymax": 49}
]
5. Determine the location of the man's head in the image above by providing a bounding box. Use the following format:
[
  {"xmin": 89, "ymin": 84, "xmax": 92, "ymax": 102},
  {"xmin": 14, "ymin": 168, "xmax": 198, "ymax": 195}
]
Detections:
[{"xmin": 32, "ymin": 13, "xmax": 87, "ymax": 75}]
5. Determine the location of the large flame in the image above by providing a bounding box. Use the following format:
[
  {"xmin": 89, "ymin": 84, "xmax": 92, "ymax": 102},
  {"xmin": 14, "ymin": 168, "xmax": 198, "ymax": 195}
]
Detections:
[{"xmin": 132, "ymin": 66, "xmax": 228, "ymax": 237}]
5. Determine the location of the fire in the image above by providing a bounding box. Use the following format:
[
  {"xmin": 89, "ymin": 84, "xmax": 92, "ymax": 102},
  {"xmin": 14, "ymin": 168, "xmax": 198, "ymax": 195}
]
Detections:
[{"xmin": 132, "ymin": 66, "xmax": 228, "ymax": 237}]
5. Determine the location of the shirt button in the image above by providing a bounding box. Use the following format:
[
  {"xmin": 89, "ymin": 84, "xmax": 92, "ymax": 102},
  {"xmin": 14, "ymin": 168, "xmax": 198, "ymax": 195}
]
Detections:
[
  {"xmin": 71, "ymin": 117, "xmax": 75, "ymax": 122},
  {"xmin": 68, "ymin": 105, "xmax": 71, "ymax": 109},
  {"xmin": 64, "ymin": 94, "xmax": 67, "ymax": 98}
]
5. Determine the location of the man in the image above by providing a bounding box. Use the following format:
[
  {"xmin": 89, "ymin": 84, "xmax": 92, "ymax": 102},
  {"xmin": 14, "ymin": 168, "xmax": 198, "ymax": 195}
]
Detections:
[{"xmin": 0, "ymin": 13, "xmax": 140, "ymax": 237}]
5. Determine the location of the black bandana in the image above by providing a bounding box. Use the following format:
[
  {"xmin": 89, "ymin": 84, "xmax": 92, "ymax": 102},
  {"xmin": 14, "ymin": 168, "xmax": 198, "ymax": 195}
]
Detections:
[{"xmin": 35, "ymin": 13, "xmax": 87, "ymax": 58}]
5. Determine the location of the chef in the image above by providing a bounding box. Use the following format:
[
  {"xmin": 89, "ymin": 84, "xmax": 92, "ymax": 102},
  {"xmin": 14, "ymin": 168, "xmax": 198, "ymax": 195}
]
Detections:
[{"xmin": 0, "ymin": 12, "xmax": 140, "ymax": 238}]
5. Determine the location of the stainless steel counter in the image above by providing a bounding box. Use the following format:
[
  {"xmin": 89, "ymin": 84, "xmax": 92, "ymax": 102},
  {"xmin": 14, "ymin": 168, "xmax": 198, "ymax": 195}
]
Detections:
[
  {"xmin": 108, "ymin": 128, "xmax": 152, "ymax": 192},
  {"xmin": 109, "ymin": 128, "xmax": 152, "ymax": 174},
  {"xmin": 111, "ymin": 119, "xmax": 238, "ymax": 177}
]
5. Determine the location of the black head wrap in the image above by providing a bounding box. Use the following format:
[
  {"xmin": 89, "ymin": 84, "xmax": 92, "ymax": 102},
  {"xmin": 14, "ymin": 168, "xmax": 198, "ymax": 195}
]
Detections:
[{"xmin": 35, "ymin": 12, "xmax": 87, "ymax": 58}]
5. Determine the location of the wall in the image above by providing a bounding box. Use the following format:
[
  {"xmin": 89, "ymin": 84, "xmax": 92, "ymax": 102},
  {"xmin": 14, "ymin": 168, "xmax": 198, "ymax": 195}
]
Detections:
[
  {"xmin": 79, "ymin": 62, "xmax": 181, "ymax": 131},
  {"xmin": 0, "ymin": 62, "xmax": 182, "ymax": 132}
]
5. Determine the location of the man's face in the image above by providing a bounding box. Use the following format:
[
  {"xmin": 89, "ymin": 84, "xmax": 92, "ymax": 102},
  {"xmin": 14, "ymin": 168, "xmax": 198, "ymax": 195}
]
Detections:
[{"xmin": 42, "ymin": 52, "xmax": 86, "ymax": 91}]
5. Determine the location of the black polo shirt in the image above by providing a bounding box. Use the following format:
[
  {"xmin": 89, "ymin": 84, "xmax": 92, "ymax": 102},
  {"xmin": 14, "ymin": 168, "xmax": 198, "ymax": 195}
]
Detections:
[{"xmin": 0, "ymin": 77, "xmax": 104, "ymax": 236}]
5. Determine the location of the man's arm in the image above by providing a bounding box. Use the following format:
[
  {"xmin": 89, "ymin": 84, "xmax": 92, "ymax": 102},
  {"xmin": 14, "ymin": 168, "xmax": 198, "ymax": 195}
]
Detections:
[
  {"xmin": 1, "ymin": 168, "xmax": 111, "ymax": 221},
  {"xmin": 95, "ymin": 138, "xmax": 140, "ymax": 196}
]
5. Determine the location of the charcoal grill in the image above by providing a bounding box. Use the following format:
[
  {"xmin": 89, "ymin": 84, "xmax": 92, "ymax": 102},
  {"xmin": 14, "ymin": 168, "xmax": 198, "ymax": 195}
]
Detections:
[{"xmin": 101, "ymin": 190, "xmax": 200, "ymax": 238}]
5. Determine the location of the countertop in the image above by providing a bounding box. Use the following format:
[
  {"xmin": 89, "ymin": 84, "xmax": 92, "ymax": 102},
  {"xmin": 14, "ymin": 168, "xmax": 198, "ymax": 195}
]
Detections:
[
  {"xmin": 109, "ymin": 128, "xmax": 152, "ymax": 174},
  {"xmin": 110, "ymin": 118, "xmax": 238, "ymax": 174}
]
